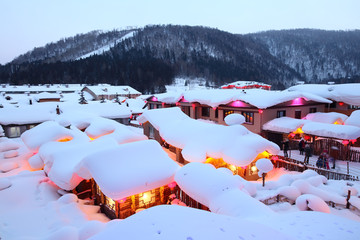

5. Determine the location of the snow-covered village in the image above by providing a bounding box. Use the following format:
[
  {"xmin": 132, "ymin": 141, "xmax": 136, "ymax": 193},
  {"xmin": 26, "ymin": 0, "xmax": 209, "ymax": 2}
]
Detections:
[
  {"xmin": 1, "ymin": 81, "xmax": 360, "ymax": 239},
  {"xmin": 1, "ymin": 1, "xmax": 360, "ymax": 239}
]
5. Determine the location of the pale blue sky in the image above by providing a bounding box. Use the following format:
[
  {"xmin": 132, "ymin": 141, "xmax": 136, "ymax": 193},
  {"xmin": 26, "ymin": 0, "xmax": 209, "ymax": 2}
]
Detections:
[{"xmin": 1, "ymin": 0, "xmax": 359, "ymax": 64}]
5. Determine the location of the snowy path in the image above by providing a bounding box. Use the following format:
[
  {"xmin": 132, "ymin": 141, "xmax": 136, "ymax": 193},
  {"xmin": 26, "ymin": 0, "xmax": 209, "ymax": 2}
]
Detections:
[{"xmin": 278, "ymin": 150, "xmax": 360, "ymax": 178}]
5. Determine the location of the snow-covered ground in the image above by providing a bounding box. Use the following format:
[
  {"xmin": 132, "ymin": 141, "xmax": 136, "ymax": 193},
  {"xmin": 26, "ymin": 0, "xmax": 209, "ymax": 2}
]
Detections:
[{"xmin": 1, "ymin": 135, "xmax": 360, "ymax": 239}]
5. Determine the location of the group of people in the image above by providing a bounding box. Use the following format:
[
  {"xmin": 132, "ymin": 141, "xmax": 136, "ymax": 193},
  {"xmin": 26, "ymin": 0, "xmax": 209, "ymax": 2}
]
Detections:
[{"xmin": 283, "ymin": 138, "xmax": 335, "ymax": 169}]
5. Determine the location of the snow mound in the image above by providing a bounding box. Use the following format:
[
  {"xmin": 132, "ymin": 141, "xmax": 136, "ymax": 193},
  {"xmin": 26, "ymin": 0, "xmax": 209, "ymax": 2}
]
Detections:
[
  {"xmin": 90, "ymin": 205, "xmax": 289, "ymax": 240},
  {"xmin": 78, "ymin": 221, "xmax": 106, "ymax": 240},
  {"xmin": 305, "ymin": 112, "xmax": 348, "ymax": 124},
  {"xmin": 0, "ymin": 178, "xmax": 11, "ymax": 190},
  {"xmin": 3, "ymin": 150, "xmax": 19, "ymax": 158},
  {"xmin": 43, "ymin": 226, "xmax": 79, "ymax": 240},
  {"xmin": 342, "ymin": 186, "xmax": 358, "ymax": 196},
  {"xmin": 256, "ymin": 158, "xmax": 273, "ymax": 173},
  {"xmin": 277, "ymin": 186, "xmax": 301, "ymax": 200},
  {"xmin": 345, "ymin": 110, "xmax": 360, "ymax": 127},
  {"xmin": 57, "ymin": 193, "xmax": 79, "ymax": 204},
  {"xmin": 224, "ymin": 113, "xmax": 245, "ymax": 125},
  {"xmin": 21, "ymin": 121, "xmax": 74, "ymax": 152},
  {"xmin": 0, "ymin": 161, "xmax": 19, "ymax": 172},
  {"xmin": 0, "ymin": 138, "xmax": 21, "ymax": 152},
  {"xmin": 296, "ymin": 194, "xmax": 330, "ymax": 213},
  {"xmin": 28, "ymin": 154, "xmax": 44, "ymax": 170}
]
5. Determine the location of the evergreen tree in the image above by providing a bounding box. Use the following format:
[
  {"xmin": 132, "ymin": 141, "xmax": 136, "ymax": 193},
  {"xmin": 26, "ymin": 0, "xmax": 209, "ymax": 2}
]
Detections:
[{"xmin": 79, "ymin": 91, "xmax": 87, "ymax": 104}]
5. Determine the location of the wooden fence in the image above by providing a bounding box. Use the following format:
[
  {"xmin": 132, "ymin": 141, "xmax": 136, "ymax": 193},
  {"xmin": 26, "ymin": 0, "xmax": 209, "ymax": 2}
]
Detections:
[
  {"xmin": 272, "ymin": 156, "xmax": 359, "ymax": 181},
  {"xmin": 312, "ymin": 139, "xmax": 360, "ymax": 163}
]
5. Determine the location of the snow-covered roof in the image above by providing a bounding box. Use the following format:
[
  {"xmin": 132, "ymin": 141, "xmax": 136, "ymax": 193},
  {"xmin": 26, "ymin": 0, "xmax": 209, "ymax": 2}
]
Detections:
[
  {"xmin": 34, "ymin": 92, "xmax": 60, "ymax": 101},
  {"xmin": 302, "ymin": 122, "xmax": 360, "ymax": 140},
  {"xmin": 83, "ymin": 84, "xmax": 141, "ymax": 96},
  {"xmin": 148, "ymin": 89, "xmax": 331, "ymax": 108},
  {"xmin": 77, "ymin": 140, "xmax": 179, "ymax": 200},
  {"xmin": 138, "ymin": 107, "xmax": 280, "ymax": 166},
  {"xmin": 0, "ymin": 102, "xmax": 131, "ymax": 125},
  {"xmin": 175, "ymin": 162, "xmax": 273, "ymax": 218},
  {"xmin": 263, "ymin": 117, "xmax": 307, "ymax": 133},
  {"xmin": 0, "ymin": 84, "xmax": 83, "ymax": 93},
  {"xmin": 287, "ymin": 83, "xmax": 360, "ymax": 106},
  {"xmin": 221, "ymin": 80, "xmax": 271, "ymax": 88},
  {"xmin": 345, "ymin": 110, "xmax": 360, "ymax": 128},
  {"xmin": 263, "ymin": 116, "xmax": 360, "ymax": 140},
  {"xmin": 304, "ymin": 112, "xmax": 348, "ymax": 124},
  {"xmin": 125, "ymin": 98, "xmax": 146, "ymax": 114}
]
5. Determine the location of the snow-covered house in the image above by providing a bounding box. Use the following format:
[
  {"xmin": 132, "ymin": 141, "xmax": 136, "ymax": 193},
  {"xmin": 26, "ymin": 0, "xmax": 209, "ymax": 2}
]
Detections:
[
  {"xmin": 138, "ymin": 107, "xmax": 280, "ymax": 180},
  {"xmin": 34, "ymin": 92, "xmax": 61, "ymax": 103},
  {"xmin": 82, "ymin": 84, "xmax": 141, "ymax": 100},
  {"xmin": 145, "ymin": 89, "xmax": 332, "ymax": 134},
  {"xmin": 77, "ymin": 140, "xmax": 180, "ymax": 219},
  {"xmin": 287, "ymin": 83, "xmax": 360, "ymax": 115}
]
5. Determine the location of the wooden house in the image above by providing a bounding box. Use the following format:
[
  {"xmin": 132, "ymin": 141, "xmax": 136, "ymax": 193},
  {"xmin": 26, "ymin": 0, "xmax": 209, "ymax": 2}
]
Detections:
[
  {"xmin": 138, "ymin": 107, "xmax": 280, "ymax": 181},
  {"xmin": 81, "ymin": 84, "xmax": 141, "ymax": 100}
]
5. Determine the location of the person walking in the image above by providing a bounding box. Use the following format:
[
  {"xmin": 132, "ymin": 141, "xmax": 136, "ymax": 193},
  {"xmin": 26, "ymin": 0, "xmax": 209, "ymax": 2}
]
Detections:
[
  {"xmin": 299, "ymin": 138, "xmax": 305, "ymax": 155},
  {"xmin": 282, "ymin": 138, "xmax": 290, "ymax": 158},
  {"xmin": 304, "ymin": 144, "xmax": 311, "ymax": 164}
]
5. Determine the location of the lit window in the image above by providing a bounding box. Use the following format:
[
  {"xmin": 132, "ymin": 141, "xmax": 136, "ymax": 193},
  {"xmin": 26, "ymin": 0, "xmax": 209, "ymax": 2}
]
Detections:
[
  {"xmin": 105, "ymin": 196, "xmax": 116, "ymax": 211},
  {"xmin": 223, "ymin": 110, "xmax": 234, "ymax": 120},
  {"xmin": 9, "ymin": 126, "xmax": 21, "ymax": 138},
  {"xmin": 149, "ymin": 125, "xmax": 154, "ymax": 139},
  {"xmin": 242, "ymin": 112, "xmax": 254, "ymax": 124}
]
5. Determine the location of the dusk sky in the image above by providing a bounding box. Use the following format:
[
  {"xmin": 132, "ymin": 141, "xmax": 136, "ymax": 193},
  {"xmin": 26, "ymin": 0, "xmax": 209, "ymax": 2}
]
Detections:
[{"xmin": 1, "ymin": 0, "xmax": 359, "ymax": 64}]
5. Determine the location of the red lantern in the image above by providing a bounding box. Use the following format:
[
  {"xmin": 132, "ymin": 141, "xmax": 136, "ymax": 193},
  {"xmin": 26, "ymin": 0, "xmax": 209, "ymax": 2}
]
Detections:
[
  {"xmin": 168, "ymin": 182, "xmax": 177, "ymax": 189},
  {"xmin": 342, "ymin": 140, "xmax": 349, "ymax": 145}
]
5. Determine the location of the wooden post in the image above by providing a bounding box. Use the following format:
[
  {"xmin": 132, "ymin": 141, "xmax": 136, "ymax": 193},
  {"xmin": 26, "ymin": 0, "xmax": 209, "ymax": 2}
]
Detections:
[
  {"xmin": 346, "ymin": 190, "xmax": 351, "ymax": 209},
  {"xmin": 262, "ymin": 173, "xmax": 265, "ymax": 187}
]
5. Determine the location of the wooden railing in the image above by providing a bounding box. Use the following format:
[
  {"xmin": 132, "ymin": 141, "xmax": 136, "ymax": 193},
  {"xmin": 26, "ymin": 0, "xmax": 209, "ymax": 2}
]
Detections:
[
  {"xmin": 272, "ymin": 155, "xmax": 359, "ymax": 181},
  {"xmin": 313, "ymin": 139, "xmax": 360, "ymax": 163}
]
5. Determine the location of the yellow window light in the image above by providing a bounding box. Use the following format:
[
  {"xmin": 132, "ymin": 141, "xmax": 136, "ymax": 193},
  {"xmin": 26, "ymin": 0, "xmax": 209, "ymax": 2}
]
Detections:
[{"xmin": 293, "ymin": 127, "xmax": 304, "ymax": 134}]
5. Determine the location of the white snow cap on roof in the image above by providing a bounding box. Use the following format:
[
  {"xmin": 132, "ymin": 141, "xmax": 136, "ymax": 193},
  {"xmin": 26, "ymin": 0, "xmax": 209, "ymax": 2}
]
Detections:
[
  {"xmin": 90, "ymin": 205, "xmax": 290, "ymax": 240},
  {"xmin": 149, "ymin": 89, "xmax": 331, "ymax": 108},
  {"xmin": 34, "ymin": 92, "xmax": 60, "ymax": 101},
  {"xmin": 305, "ymin": 112, "xmax": 348, "ymax": 124},
  {"xmin": 152, "ymin": 91, "xmax": 183, "ymax": 104},
  {"xmin": 175, "ymin": 162, "xmax": 273, "ymax": 218},
  {"xmin": 263, "ymin": 117, "xmax": 307, "ymax": 133},
  {"xmin": 221, "ymin": 80, "xmax": 271, "ymax": 88},
  {"xmin": 224, "ymin": 113, "xmax": 245, "ymax": 125},
  {"xmin": 139, "ymin": 107, "xmax": 279, "ymax": 166},
  {"xmin": 21, "ymin": 121, "xmax": 74, "ymax": 152},
  {"xmin": 39, "ymin": 134, "xmax": 118, "ymax": 190},
  {"xmin": 0, "ymin": 104, "xmax": 54, "ymax": 125},
  {"xmin": 77, "ymin": 140, "xmax": 179, "ymax": 200},
  {"xmin": 302, "ymin": 122, "xmax": 360, "ymax": 140},
  {"xmin": 345, "ymin": 110, "xmax": 360, "ymax": 127},
  {"xmin": 84, "ymin": 84, "xmax": 141, "ymax": 95},
  {"xmin": 287, "ymin": 83, "xmax": 360, "ymax": 106}
]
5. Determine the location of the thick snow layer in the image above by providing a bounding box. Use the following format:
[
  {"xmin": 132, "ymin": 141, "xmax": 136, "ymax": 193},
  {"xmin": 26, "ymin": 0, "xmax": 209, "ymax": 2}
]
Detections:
[
  {"xmin": 0, "ymin": 104, "xmax": 54, "ymax": 125},
  {"xmin": 175, "ymin": 162, "xmax": 274, "ymax": 218},
  {"xmin": 139, "ymin": 107, "xmax": 279, "ymax": 166},
  {"xmin": 302, "ymin": 121, "xmax": 360, "ymax": 140},
  {"xmin": 90, "ymin": 205, "xmax": 291, "ymax": 240},
  {"xmin": 34, "ymin": 92, "xmax": 60, "ymax": 101},
  {"xmin": 0, "ymin": 178, "xmax": 11, "ymax": 190},
  {"xmin": 262, "ymin": 117, "xmax": 307, "ymax": 133},
  {"xmin": 256, "ymin": 158, "xmax": 273, "ymax": 173},
  {"xmin": 221, "ymin": 80, "xmax": 271, "ymax": 88},
  {"xmin": 287, "ymin": 83, "xmax": 360, "ymax": 106},
  {"xmin": 148, "ymin": 88, "xmax": 331, "ymax": 109},
  {"xmin": 3, "ymin": 150, "xmax": 18, "ymax": 158},
  {"xmin": 296, "ymin": 194, "xmax": 331, "ymax": 213},
  {"xmin": 82, "ymin": 84, "xmax": 141, "ymax": 96},
  {"xmin": 264, "ymin": 116, "xmax": 360, "ymax": 139},
  {"xmin": 224, "ymin": 113, "xmax": 245, "ymax": 125},
  {"xmin": 305, "ymin": 112, "xmax": 348, "ymax": 124},
  {"xmin": 277, "ymin": 186, "xmax": 301, "ymax": 200},
  {"xmin": 345, "ymin": 110, "xmax": 360, "ymax": 127},
  {"xmin": 0, "ymin": 138, "xmax": 20, "ymax": 152},
  {"xmin": 0, "ymin": 171, "xmax": 108, "ymax": 239},
  {"xmin": 21, "ymin": 121, "xmax": 74, "ymax": 152},
  {"xmin": 0, "ymin": 125, "xmax": 4, "ymax": 136},
  {"xmin": 77, "ymin": 140, "xmax": 179, "ymax": 200},
  {"xmin": 39, "ymin": 135, "xmax": 118, "ymax": 190}
]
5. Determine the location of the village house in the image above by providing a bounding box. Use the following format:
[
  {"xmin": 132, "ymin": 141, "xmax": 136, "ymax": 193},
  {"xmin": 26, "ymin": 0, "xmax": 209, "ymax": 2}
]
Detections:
[
  {"xmin": 81, "ymin": 84, "xmax": 141, "ymax": 100},
  {"xmin": 287, "ymin": 83, "xmax": 360, "ymax": 115},
  {"xmin": 0, "ymin": 83, "xmax": 83, "ymax": 95},
  {"xmin": 145, "ymin": 88, "xmax": 332, "ymax": 135},
  {"xmin": 138, "ymin": 107, "xmax": 280, "ymax": 180},
  {"xmin": 221, "ymin": 80, "xmax": 271, "ymax": 90}
]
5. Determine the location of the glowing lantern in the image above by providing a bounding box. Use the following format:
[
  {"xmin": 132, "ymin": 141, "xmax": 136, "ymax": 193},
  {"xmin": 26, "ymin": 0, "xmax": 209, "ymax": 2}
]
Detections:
[
  {"xmin": 258, "ymin": 109, "xmax": 263, "ymax": 114},
  {"xmin": 161, "ymin": 102, "xmax": 165, "ymax": 107},
  {"xmin": 140, "ymin": 191, "xmax": 154, "ymax": 205},
  {"xmin": 118, "ymin": 197, "xmax": 127, "ymax": 204},
  {"xmin": 339, "ymin": 102, "xmax": 344, "ymax": 106},
  {"xmin": 192, "ymin": 104, "xmax": 196, "ymax": 108},
  {"xmin": 293, "ymin": 128, "xmax": 304, "ymax": 134},
  {"xmin": 350, "ymin": 139, "xmax": 357, "ymax": 144},
  {"xmin": 228, "ymin": 164, "xmax": 237, "ymax": 172},
  {"xmin": 213, "ymin": 107, "xmax": 217, "ymax": 110},
  {"xmin": 289, "ymin": 133, "xmax": 296, "ymax": 138},
  {"xmin": 167, "ymin": 182, "xmax": 177, "ymax": 189},
  {"xmin": 342, "ymin": 140, "xmax": 349, "ymax": 145},
  {"xmin": 251, "ymin": 165, "xmax": 257, "ymax": 172},
  {"xmin": 175, "ymin": 102, "xmax": 180, "ymax": 106}
]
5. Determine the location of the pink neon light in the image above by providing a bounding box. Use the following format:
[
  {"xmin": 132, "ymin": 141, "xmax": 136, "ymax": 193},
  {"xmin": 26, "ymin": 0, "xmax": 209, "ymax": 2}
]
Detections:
[
  {"xmin": 192, "ymin": 104, "xmax": 196, "ymax": 108},
  {"xmin": 150, "ymin": 96, "xmax": 158, "ymax": 102},
  {"xmin": 291, "ymin": 97, "xmax": 304, "ymax": 106},
  {"xmin": 168, "ymin": 182, "xmax": 177, "ymax": 189},
  {"xmin": 228, "ymin": 100, "xmax": 246, "ymax": 107},
  {"xmin": 258, "ymin": 109, "xmax": 263, "ymax": 114},
  {"xmin": 180, "ymin": 97, "xmax": 188, "ymax": 103}
]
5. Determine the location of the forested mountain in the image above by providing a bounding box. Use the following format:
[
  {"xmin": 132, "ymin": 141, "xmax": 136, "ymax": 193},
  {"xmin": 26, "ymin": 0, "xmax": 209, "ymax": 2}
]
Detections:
[
  {"xmin": 249, "ymin": 29, "xmax": 360, "ymax": 83},
  {"xmin": 1, "ymin": 25, "xmax": 359, "ymax": 93}
]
